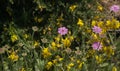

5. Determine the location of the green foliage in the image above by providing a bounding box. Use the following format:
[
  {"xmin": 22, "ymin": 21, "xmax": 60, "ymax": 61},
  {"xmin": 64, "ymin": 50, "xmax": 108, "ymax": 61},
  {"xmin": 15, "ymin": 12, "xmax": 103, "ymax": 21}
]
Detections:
[{"xmin": 0, "ymin": 0, "xmax": 120, "ymax": 71}]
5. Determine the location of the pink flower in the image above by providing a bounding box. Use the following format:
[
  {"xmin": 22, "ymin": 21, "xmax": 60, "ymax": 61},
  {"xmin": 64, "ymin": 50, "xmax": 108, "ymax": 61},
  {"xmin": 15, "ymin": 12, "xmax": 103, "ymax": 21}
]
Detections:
[
  {"xmin": 110, "ymin": 5, "xmax": 120, "ymax": 13},
  {"xmin": 92, "ymin": 26, "xmax": 102, "ymax": 34},
  {"xmin": 92, "ymin": 42, "xmax": 102, "ymax": 51},
  {"xmin": 58, "ymin": 27, "xmax": 68, "ymax": 35}
]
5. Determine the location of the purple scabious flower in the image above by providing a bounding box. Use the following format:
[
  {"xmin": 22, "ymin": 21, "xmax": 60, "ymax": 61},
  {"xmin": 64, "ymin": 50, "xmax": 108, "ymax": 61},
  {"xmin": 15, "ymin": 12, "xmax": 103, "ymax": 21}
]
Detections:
[
  {"xmin": 110, "ymin": 5, "xmax": 120, "ymax": 13},
  {"xmin": 92, "ymin": 42, "xmax": 102, "ymax": 51},
  {"xmin": 92, "ymin": 26, "xmax": 102, "ymax": 34},
  {"xmin": 58, "ymin": 27, "xmax": 68, "ymax": 35}
]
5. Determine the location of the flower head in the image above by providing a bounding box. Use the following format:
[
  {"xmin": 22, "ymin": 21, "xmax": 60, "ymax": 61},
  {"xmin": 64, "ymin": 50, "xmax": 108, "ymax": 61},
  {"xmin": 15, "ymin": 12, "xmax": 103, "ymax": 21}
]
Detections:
[
  {"xmin": 58, "ymin": 27, "xmax": 68, "ymax": 35},
  {"xmin": 92, "ymin": 26, "xmax": 102, "ymax": 34},
  {"xmin": 46, "ymin": 61, "xmax": 53, "ymax": 70},
  {"xmin": 69, "ymin": 5, "xmax": 77, "ymax": 12},
  {"xmin": 92, "ymin": 42, "xmax": 102, "ymax": 51},
  {"xmin": 110, "ymin": 5, "xmax": 120, "ymax": 13},
  {"xmin": 77, "ymin": 18, "xmax": 84, "ymax": 27},
  {"xmin": 8, "ymin": 52, "xmax": 19, "ymax": 61},
  {"xmin": 11, "ymin": 34, "xmax": 18, "ymax": 42},
  {"xmin": 42, "ymin": 48, "xmax": 52, "ymax": 58}
]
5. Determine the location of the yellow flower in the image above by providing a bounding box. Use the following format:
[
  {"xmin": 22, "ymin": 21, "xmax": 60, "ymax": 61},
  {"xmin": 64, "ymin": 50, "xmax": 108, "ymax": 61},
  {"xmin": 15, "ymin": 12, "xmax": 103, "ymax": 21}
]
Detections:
[
  {"xmin": 69, "ymin": 36, "xmax": 74, "ymax": 41},
  {"xmin": 69, "ymin": 63, "xmax": 74, "ymax": 67},
  {"xmin": 114, "ymin": 21, "xmax": 120, "ymax": 29},
  {"xmin": 55, "ymin": 36, "xmax": 60, "ymax": 42},
  {"xmin": 91, "ymin": 20, "xmax": 96, "ymax": 26},
  {"xmin": 106, "ymin": 20, "xmax": 111, "ymax": 27},
  {"xmin": 67, "ymin": 66, "xmax": 71, "ymax": 71},
  {"xmin": 97, "ymin": 5, "xmax": 103, "ymax": 11},
  {"xmin": 46, "ymin": 61, "xmax": 53, "ymax": 70},
  {"xmin": 102, "ymin": 46, "xmax": 107, "ymax": 51},
  {"xmin": 52, "ymin": 59, "xmax": 57, "ymax": 64},
  {"xmin": 69, "ymin": 5, "xmax": 77, "ymax": 12},
  {"xmin": 77, "ymin": 18, "xmax": 84, "ymax": 27},
  {"xmin": 8, "ymin": 52, "xmax": 19, "ymax": 61},
  {"xmin": 38, "ymin": 18, "xmax": 43, "ymax": 23},
  {"xmin": 34, "ymin": 41, "xmax": 39, "ymax": 47},
  {"xmin": 48, "ymin": 27, "xmax": 52, "ymax": 31},
  {"xmin": 77, "ymin": 60, "xmax": 81, "ymax": 64},
  {"xmin": 51, "ymin": 42, "xmax": 56, "ymax": 47},
  {"xmin": 67, "ymin": 63, "xmax": 74, "ymax": 70},
  {"xmin": 24, "ymin": 34, "xmax": 29, "ymax": 39},
  {"xmin": 91, "ymin": 33, "xmax": 99, "ymax": 40},
  {"xmin": 19, "ymin": 67, "xmax": 26, "ymax": 71},
  {"xmin": 58, "ymin": 57, "xmax": 64, "ymax": 61},
  {"xmin": 98, "ymin": 21, "xmax": 104, "ymax": 27},
  {"xmin": 70, "ymin": 57, "xmax": 75, "ymax": 61},
  {"xmin": 62, "ymin": 38, "xmax": 71, "ymax": 47},
  {"xmin": 95, "ymin": 55, "xmax": 102, "ymax": 64},
  {"xmin": 94, "ymin": 16, "xmax": 99, "ymax": 19},
  {"xmin": 78, "ymin": 62, "xmax": 84, "ymax": 69},
  {"xmin": 56, "ymin": 43, "xmax": 61, "ymax": 48},
  {"xmin": 112, "ymin": 66, "xmax": 117, "ymax": 71},
  {"xmin": 11, "ymin": 34, "xmax": 18, "ymax": 42},
  {"xmin": 103, "ymin": 46, "xmax": 114, "ymax": 57},
  {"xmin": 42, "ymin": 48, "xmax": 52, "ymax": 58},
  {"xmin": 51, "ymin": 42, "xmax": 57, "ymax": 50},
  {"xmin": 43, "ymin": 29, "xmax": 46, "ymax": 34}
]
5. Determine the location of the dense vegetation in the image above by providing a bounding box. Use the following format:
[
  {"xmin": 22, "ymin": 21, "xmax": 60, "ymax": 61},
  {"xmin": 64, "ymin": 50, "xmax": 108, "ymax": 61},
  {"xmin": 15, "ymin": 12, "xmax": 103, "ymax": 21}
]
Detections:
[{"xmin": 0, "ymin": 0, "xmax": 120, "ymax": 71}]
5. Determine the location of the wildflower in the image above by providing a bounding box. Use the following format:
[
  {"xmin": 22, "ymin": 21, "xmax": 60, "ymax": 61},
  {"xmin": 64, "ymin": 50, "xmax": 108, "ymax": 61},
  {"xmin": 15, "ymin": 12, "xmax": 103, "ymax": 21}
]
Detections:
[
  {"xmin": 8, "ymin": 52, "xmax": 19, "ymax": 62},
  {"xmin": 77, "ymin": 60, "xmax": 80, "ymax": 64},
  {"xmin": 51, "ymin": 41, "xmax": 57, "ymax": 50},
  {"xmin": 58, "ymin": 27, "xmax": 68, "ymax": 35},
  {"xmin": 43, "ymin": 29, "xmax": 46, "ymax": 34},
  {"xmin": 51, "ymin": 42, "xmax": 56, "ymax": 47},
  {"xmin": 11, "ymin": 34, "xmax": 18, "ymax": 42},
  {"xmin": 33, "ymin": 41, "xmax": 39, "ymax": 47},
  {"xmin": 95, "ymin": 55, "xmax": 102, "ymax": 64},
  {"xmin": 48, "ymin": 27, "xmax": 52, "ymax": 31},
  {"xmin": 91, "ymin": 20, "xmax": 96, "ymax": 26},
  {"xmin": 19, "ymin": 67, "xmax": 26, "ymax": 71},
  {"xmin": 91, "ymin": 33, "xmax": 99, "ymax": 40},
  {"xmin": 62, "ymin": 38, "xmax": 71, "ymax": 47},
  {"xmin": 24, "ymin": 34, "xmax": 29, "ymax": 39},
  {"xmin": 58, "ymin": 57, "xmax": 64, "ymax": 61},
  {"xmin": 78, "ymin": 62, "xmax": 84, "ymax": 69},
  {"xmin": 56, "ymin": 44, "xmax": 60, "ymax": 48},
  {"xmin": 114, "ymin": 21, "xmax": 120, "ymax": 29},
  {"xmin": 46, "ymin": 61, "xmax": 53, "ymax": 70},
  {"xmin": 69, "ymin": 63, "xmax": 74, "ymax": 67},
  {"xmin": 112, "ymin": 66, "xmax": 117, "ymax": 71},
  {"xmin": 97, "ymin": 5, "xmax": 103, "ymax": 11},
  {"xmin": 41, "ymin": 38, "xmax": 48, "ymax": 43},
  {"xmin": 55, "ymin": 36, "xmax": 60, "ymax": 42},
  {"xmin": 65, "ymin": 48, "xmax": 72, "ymax": 54},
  {"xmin": 69, "ymin": 5, "xmax": 77, "ymax": 12},
  {"xmin": 69, "ymin": 36, "xmax": 74, "ymax": 41},
  {"xmin": 98, "ymin": 21, "xmax": 104, "ymax": 27},
  {"xmin": 92, "ymin": 42, "xmax": 102, "ymax": 51},
  {"xmin": 42, "ymin": 48, "xmax": 52, "ymax": 58},
  {"xmin": 52, "ymin": 59, "xmax": 57, "ymax": 64},
  {"xmin": 67, "ymin": 63, "xmax": 74, "ymax": 70},
  {"xmin": 77, "ymin": 18, "xmax": 84, "ymax": 27},
  {"xmin": 110, "ymin": 5, "xmax": 120, "ymax": 13},
  {"xmin": 106, "ymin": 20, "xmax": 111, "ymax": 26},
  {"xmin": 92, "ymin": 26, "xmax": 102, "ymax": 34},
  {"xmin": 32, "ymin": 26, "xmax": 39, "ymax": 32},
  {"xmin": 104, "ymin": 46, "xmax": 114, "ymax": 57},
  {"xmin": 38, "ymin": 18, "xmax": 43, "ymax": 23}
]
